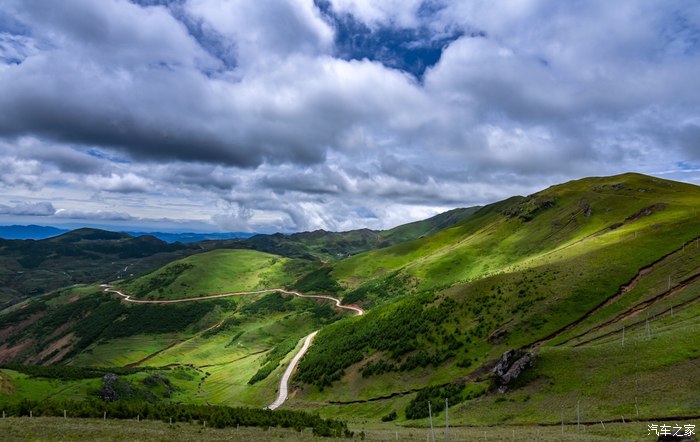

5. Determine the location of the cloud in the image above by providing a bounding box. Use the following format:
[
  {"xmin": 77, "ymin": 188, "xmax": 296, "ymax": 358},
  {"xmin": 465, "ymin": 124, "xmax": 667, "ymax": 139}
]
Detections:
[
  {"xmin": 54, "ymin": 208, "xmax": 136, "ymax": 221},
  {"xmin": 187, "ymin": 0, "xmax": 334, "ymax": 65},
  {"xmin": 0, "ymin": 0, "xmax": 699, "ymax": 232},
  {"xmin": 85, "ymin": 173, "xmax": 152, "ymax": 193},
  {"xmin": 323, "ymin": 0, "xmax": 425, "ymax": 29},
  {"xmin": 0, "ymin": 201, "xmax": 56, "ymax": 216}
]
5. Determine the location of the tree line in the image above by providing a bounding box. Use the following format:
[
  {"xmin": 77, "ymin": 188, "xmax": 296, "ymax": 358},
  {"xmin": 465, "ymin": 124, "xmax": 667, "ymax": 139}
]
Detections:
[{"xmin": 0, "ymin": 398, "xmax": 351, "ymax": 437}]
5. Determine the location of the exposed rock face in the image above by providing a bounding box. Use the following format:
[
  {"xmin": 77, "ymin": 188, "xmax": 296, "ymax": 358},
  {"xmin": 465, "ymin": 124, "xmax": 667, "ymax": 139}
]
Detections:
[{"xmin": 492, "ymin": 349, "xmax": 533, "ymax": 393}]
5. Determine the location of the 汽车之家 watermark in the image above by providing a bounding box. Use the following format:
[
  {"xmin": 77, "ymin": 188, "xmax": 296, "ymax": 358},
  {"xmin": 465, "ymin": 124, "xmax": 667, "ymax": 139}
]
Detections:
[{"xmin": 647, "ymin": 424, "xmax": 695, "ymax": 437}]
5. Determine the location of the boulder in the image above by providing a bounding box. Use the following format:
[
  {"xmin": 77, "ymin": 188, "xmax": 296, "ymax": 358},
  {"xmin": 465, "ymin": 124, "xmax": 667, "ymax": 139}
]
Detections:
[{"xmin": 492, "ymin": 349, "xmax": 533, "ymax": 393}]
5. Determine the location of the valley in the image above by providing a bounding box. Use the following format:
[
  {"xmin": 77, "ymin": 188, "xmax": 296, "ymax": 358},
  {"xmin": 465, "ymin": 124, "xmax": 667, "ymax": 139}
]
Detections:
[{"xmin": 1, "ymin": 173, "xmax": 700, "ymax": 440}]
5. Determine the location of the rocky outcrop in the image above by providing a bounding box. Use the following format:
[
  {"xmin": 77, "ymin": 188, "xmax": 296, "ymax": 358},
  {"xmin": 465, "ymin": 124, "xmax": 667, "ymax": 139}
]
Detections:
[
  {"xmin": 492, "ymin": 349, "xmax": 533, "ymax": 393},
  {"xmin": 99, "ymin": 373, "xmax": 121, "ymax": 402}
]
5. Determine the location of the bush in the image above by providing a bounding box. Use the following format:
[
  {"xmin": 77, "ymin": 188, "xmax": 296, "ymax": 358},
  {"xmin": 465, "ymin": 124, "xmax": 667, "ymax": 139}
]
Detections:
[{"xmin": 381, "ymin": 411, "xmax": 397, "ymax": 422}]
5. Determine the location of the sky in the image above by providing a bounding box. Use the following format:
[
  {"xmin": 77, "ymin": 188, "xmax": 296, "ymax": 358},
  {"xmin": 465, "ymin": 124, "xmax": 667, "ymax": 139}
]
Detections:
[{"xmin": 0, "ymin": 0, "xmax": 699, "ymax": 233}]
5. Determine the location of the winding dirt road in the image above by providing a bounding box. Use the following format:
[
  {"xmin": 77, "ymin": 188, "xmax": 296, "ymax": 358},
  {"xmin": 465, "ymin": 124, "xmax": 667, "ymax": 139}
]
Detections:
[
  {"xmin": 100, "ymin": 284, "xmax": 364, "ymax": 409},
  {"xmin": 267, "ymin": 330, "xmax": 318, "ymax": 410}
]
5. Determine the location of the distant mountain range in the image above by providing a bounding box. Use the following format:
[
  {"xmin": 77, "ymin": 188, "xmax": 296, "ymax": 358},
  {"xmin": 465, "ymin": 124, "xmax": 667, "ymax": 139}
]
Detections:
[
  {"xmin": 0, "ymin": 225, "xmax": 254, "ymax": 243},
  {"xmin": 0, "ymin": 225, "xmax": 68, "ymax": 240},
  {"xmin": 124, "ymin": 231, "xmax": 255, "ymax": 243}
]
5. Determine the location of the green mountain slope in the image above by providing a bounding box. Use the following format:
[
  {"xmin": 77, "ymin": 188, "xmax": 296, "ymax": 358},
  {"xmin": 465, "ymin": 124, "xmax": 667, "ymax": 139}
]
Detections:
[
  {"xmin": 379, "ymin": 207, "xmax": 481, "ymax": 244},
  {"xmin": 290, "ymin": 173, "xmax": 700, "ymax": 421},
  {"xmin": 211, "ymin": 208, "xmax": 480, "ymax": 262},
  {"xmin": 118, "ymin": 249, "xmax": 316, "ymax": 300},
  {"xmin": 334, "ymin": 173, "xmax": 699, "ymax": 297},
  {"xmin": 0, "ymin": 229, "xmax": 194, "ymax": 308},
  {"xmin": 0, "ymin": 207, "xmax": 477, "ymax": 310},
  {"xmin": 2, "ymin": 172, "xmax": 700, "ymax": 433}
]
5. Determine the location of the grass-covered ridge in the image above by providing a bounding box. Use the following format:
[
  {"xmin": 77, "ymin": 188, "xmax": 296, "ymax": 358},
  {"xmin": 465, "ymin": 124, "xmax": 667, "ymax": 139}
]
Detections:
[
  {"xmin": 333, "ymin": 173, "xmax": 700, "ymax": 294},
  {"xmin": 118, "ymin": 249, "xmax": 316, "ymax": 300},
  {"xmin": 3, "ymin": 172, "xmax": 700, "ymax": 433},
  {"xmin": 290, "ymin": 173, "xmax": 700, "ymax": 420}
]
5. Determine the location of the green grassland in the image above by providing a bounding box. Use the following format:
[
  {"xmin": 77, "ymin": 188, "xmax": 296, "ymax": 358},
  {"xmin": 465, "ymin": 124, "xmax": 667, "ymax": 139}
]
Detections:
[
  {"xmin": 118, "ymin": 249, "xmax": 317, "ymax": 300},
  {"xmin": 0, "ymin": 279, "xmax": 349, "ymax": 408},
  {"xmin": 0, "ymin": 415, "xmax": 686, "ymax": 441},
  {"xmin": 1, "ymin": 416, "xmax": 679, "ymax": 441},
  {"xmin": 288, "ymin": 173, "xmax": 700, "ymax": 425},
  {"xmin": 2, "ymin": 172, "xmax": 700, "ymax": 437},
  {"xmin": 0, "ymin": 229, "xmax": 198, "ymax": 308},
  {"xmin": 334, "ymin": 173, "xmax": 700, "ymax": 294}
]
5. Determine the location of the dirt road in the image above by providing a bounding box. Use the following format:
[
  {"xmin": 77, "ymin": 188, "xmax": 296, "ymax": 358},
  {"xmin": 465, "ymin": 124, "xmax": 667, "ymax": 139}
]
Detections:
[{"xmin": 101, "ymin": 285, "xmax": 364, "ymax": 409}]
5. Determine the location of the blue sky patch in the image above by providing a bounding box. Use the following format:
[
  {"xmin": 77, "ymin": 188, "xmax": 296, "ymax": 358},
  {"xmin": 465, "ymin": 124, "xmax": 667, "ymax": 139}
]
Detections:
[{"xmin": 315, "ymin": 0, "xmax": 465, "ymax": 79}]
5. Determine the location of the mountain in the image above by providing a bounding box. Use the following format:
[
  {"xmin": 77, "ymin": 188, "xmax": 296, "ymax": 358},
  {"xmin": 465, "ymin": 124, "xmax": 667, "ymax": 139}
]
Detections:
[
  {"xmin": 118, "ymin": 248, "xmax": 317, "ymax": 300},
  {"xmin": 209, "ymin": 208, "xmax": 481, "ymax": 261},
  {"xmin": 2, "ymin": 173, "xmax": 699, "ymax": 435},
  {"xmin": 0, "ymin": 228, "xmax": 196, "ymax": 308},
  {"xmin": 0, "ymin": 225, "xmax": 68, "ymax": 240},
  {"xmin": 124, "ymin": 231, "xmax": 255, "ymax": 243},
  {"xmin": 0, "ymin": 207, "xmax": 478, "ymax": 309},
  {"xmin": 379, "ymin": 206, "xmax": 481, "ymax": 244},
  {"xmin": 0, "ymin": 226, "xmax": 254, "ymax": 243},
  {"xmin": 292, "ymin": 173, "xmax": 700, "ymax": 421}
]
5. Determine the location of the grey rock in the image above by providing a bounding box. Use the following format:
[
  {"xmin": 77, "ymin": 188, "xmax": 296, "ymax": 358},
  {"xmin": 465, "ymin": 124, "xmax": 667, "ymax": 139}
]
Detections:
[{"xmin": 492, "ymin": 349, "xmax": 534, "ymax": 393}]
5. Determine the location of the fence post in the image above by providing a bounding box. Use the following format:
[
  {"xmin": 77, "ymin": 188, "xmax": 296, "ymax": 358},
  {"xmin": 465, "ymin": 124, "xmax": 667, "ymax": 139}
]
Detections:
[
  {"xmin": 428, "ymin": 402, "xmax": 435, "ymax": 442},
  {"xmin": 445, "ymin": 398, "xmax": 449, "ymax": 442},
  {"xmin": 64, "ymin": 409, "xmax": 67, "ymax": 419},
  {"xmin": 577, "ymin": 401, "xmax": 580, "ymax": 430}
]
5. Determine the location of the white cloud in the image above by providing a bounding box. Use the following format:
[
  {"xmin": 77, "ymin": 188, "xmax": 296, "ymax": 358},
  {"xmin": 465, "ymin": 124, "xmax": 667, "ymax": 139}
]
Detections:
[
  {"xmin": 325, "ymin": 0, "xmax": 425, "ymax": 28},
  {"xmin": 186, "ymin": 0, "xmax": 334, "ymax": 65},
  {"xmin": 85, "ymin": 173, "xmax": 152, "ymax": 193}
]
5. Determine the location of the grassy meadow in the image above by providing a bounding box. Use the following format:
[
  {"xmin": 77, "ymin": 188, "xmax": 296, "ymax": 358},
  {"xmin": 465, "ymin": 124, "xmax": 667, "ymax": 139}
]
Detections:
[
  {"xmin": 118, "ymin": 249, "xmax": 317, "ymax": 300},
  {"xmin": 2, "ymin": 173, "xmax": 700, "ymax": 440}
]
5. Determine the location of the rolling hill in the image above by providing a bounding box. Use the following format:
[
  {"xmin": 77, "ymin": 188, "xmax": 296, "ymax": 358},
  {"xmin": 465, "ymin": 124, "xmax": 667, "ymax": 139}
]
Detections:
[
  {"xmin": 0, "ymin": 229, "xmax": 196, "ymax": 309},
  {"xmin": 1, "ymin": 172, "xmax": 699, "ymax": 439},
  {"xmin": 117, "ymin": 249, "xmax": 316, "ymax": 300},
  {"xmin": 289, "ymin": 173, "xmax": 700, "ymax": 424},
  {"xmin": 0, "ymin": 207, "xmax": 478, "ymax": 310}
]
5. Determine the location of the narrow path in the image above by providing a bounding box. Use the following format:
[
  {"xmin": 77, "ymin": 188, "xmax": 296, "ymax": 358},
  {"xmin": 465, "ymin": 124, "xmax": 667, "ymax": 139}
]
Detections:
[{"xmin": 100, "ymin": 284, "xmax": 364, "ymax": 410}]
